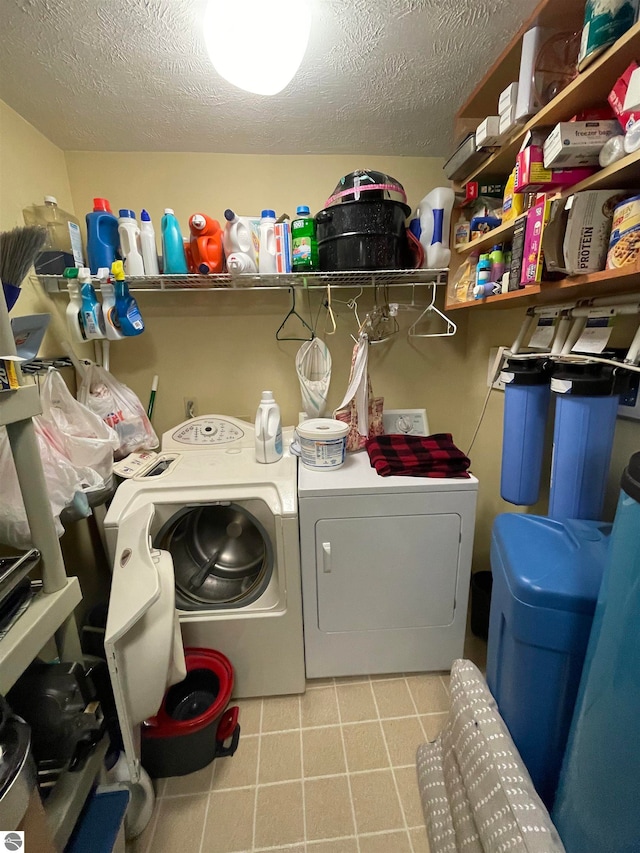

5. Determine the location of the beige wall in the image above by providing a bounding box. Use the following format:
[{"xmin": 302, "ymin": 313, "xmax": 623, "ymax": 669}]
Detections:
[
  {"xmin": 64, "ymin": 151, "xmax": 470, "ymax": 442},
  {"xmin": 0, "ymin": 100, "xmax": 95, "ymax": 360}
]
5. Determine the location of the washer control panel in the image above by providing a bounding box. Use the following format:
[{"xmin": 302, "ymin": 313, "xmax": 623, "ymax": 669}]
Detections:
[{"xmin": 163, "ymin": 415, "xmax": 253, "ymax": 449}]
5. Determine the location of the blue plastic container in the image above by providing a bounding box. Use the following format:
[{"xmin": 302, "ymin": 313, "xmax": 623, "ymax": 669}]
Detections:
[
  {"xmin": 487, "ymin": 513, "xmax": 610, "ymax": 807},
  {"xmin": 161, "ymin": 208, "xmax": 188, "ymax": 274},
  {"xmin": 86, "ymin": 198, "xmax": 120, "ymax": 274},
  {"xmin": 553, "ymin": 453, "xmax": 640, "ymax": 853},
  {"xmin": 500, "ymin": 359, "xmax": 551, "ymax": 506}
]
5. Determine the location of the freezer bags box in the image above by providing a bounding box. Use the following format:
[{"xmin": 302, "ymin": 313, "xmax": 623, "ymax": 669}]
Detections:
[{"xmin": 543, "ymin": 121, "xmax": 620, "ymax": 167}]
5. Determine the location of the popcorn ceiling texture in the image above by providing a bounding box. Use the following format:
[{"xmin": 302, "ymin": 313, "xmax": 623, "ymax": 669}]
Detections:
[{"xmin": 0, "ymin": 0, "xmax": 536, "ymax": 154}]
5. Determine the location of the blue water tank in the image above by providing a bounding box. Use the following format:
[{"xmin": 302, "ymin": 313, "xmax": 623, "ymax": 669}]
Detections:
[
  {"xmin": 553, "ymin": 453, "xmax": 640, "ymax": 853},
  {"xmin": 487, "ymin": 513, "xmax": 611, "ymax": 807}
]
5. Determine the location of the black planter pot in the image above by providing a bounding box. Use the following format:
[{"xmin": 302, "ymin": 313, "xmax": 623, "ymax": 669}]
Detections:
[{"xmin": 315, "ymin": 200, "xmax": 410, "ymax": 271}]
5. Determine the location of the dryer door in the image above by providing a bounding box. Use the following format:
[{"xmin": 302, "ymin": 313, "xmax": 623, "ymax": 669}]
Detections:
[{"xmin": 105, "ymin": 503, "xmax": 186, "ymax": 783}]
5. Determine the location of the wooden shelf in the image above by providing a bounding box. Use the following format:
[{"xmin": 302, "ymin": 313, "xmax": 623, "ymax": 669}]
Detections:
[
  {"xmin": 455, "ymin": 214, "xmax": 527, "ymax": 255},
  {"xmin": 447, "ymin": 264, "xmax": 640, "ymax": 311},
  {"xmin": 562, "ymin": 148, "xmax": 640, "ymax": 195},
  {"xmin": 0, "ymin": 578, "xmax": 82, "ymax": 694},
  {"xmin": 455, "ymin": 20, "xmax": 640, "ymax": 187}
]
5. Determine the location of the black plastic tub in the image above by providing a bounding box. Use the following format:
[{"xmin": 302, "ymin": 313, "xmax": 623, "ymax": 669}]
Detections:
[
  {"xmin": 315, "ymin": 201, "xmax": 410, "ymax": 271},
  {"xmin": 470, "ymin": 571, "xmax": 493, "ymax": 640}
]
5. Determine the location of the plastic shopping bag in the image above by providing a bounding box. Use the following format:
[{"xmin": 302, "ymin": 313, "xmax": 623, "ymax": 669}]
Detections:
[
  {"xmin": 40, "ymin": 368, "xmax": 119, "ymax": 483},
  {"xmin": 0, "ymin": 419, "xmax": 103, "ymax": 550},
  {"xmin": 333, "ymin": 334, "xmax": 384, "ymax": 452},
  {"xmin": 78, "ymin": 363, "xmax": 158, "ymax": 460}
]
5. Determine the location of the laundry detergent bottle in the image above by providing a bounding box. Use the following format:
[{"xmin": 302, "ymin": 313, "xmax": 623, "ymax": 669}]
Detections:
[
  {"xmin": 111, "ymin": 260, "xmax": 145, "ymax": 336},
  {"xmin": 140, "ymin": 209, "xmax": 160, "ymax": 275},
  {"xmin": 258, "ymin": 210, "xmax": 277, "ymax": 275},
  {"xmin": 292, "ymin": 205, "xmax": 319, "ymax": 271},
  {"xmin": 255, "ymin": 391, "xmax": 283, "ymax": 463},
  {"xmin": 223, "ymin": 209, "xmax": 258, "ymax": 273},
  {"xmin": 118, "ymin": 209, "xmax": 145, "ymax": 276},
  {"xmin": 86, "ymin": 197, "xmax": 120, "ymax": 274},
  {"xmin": 161, "ymin": 208, "xmax": 188, "ymax": 274}
]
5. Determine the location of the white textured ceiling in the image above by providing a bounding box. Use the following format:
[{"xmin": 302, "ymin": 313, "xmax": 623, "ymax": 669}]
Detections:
[{"xmin": 0, "ymin": 0, "xmax": 537, "ymax": 155}]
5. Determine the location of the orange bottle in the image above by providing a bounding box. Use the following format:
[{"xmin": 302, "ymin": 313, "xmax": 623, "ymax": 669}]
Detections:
[{"xmin": 186, "ymin": 213, "xmax": 224, "ymax": 273}]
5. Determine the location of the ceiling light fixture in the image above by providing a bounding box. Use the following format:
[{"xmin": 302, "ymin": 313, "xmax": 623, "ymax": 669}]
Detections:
[{"xmin": 203, "ymin": 0, "xmax": 312, "ymax": 96}]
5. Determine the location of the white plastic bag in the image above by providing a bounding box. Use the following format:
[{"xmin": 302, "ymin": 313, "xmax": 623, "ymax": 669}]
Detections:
[
  {"xmin": 78, "ymin": 364, "xmax": 158, "ymax": 460},
  {"xmin": 0, "ymin": 419, "xmax": 103, "ymax": 550},
  {"xmin": 39, "ymin": 368, "xmax": 119, "ymax": 483}
]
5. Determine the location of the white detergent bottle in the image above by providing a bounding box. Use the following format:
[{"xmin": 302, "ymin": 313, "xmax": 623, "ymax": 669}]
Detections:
[
  {"xmin": 140, "ymin": 209, "xmax": 160, "ymax": 275},
  {"xmin": 227, "ymin": 252, "xmax": 257, "ymax": 274},
  {"xmin": 258, "ymin": 210, "xmax": 277, "ymax": 275},
  {"xmin": 99, "ymin": 270, "xmax": 125, "ymax": 340},
  {"xmin": 223, "ymin": 209, "xmax": 259, "ymax": 267},
  {"xmin": 66, "ymin": 278, "xmax": 86, "ymax": 343},
  {"xmin": 418, "ymin": 187, "xmax": 455, "ymax": 269},
  {"xmin": 118, "ymin": 209, "xmax": 145, "ymax": 276},
  {"xmin": 255, "ymin": 390, "xmax": 283, "ymax": 463}
]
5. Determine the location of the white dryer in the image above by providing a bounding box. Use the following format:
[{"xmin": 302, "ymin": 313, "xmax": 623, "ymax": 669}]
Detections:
[
  {"xmin": 104, "ymin": 415, "xmax": 305, "ymax": 699},
  {"xmin": 298, "ymin": 452, "xmax": 478, "ymax": 677}
]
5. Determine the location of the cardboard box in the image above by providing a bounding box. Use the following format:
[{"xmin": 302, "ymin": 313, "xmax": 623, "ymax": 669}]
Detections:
[
  {"xmin": 542, "ymin": 198, "xmax": 571, "ymax": 274},
  {"xmin": 609, "ymin": 61, "xmax": 640, "ymax": 132},
  {"xmin": 508, "ymin": 217, "xmax": 528, "ymax": 290},
  {"xmin": 476, "ymin": 116, "xmax": 501, "ymax": 147},
  {"xmin": 516, "ymin": 26, "xmax": 551, "ymax": 121},
  {"xmin": 543, "ymin": 120, "xmax": 620, "ymax": 167},
  {"xmin": 521, "ymin": 196, "xmax": 552, "ymax": 285},
  {"xmin": 460, "ymin": 180, "xmax": 506, "ymax": 206},
  {"xmin": 499, "ymin": 103, "xmax": 518, "ymax": 136},
  {"xmin": 514, "ymin": 144, "xmax": 596, "ymax": 193},
  {"xmin": 499, "ymin": 82, "xmax": 519, "ymax": 114},
  {"xmin": 563, "ymin": 190, "xmax": 629, "ymax": 274}
]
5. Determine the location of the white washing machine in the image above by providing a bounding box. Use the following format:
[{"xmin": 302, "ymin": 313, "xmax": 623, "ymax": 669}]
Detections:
[
  {"xmin": 298, "ymin": 452, "xmax": 478, "ymax": 677},
  {"xmin": 103, "ymin": 415, "xmax": 305, "ymax": 699}
]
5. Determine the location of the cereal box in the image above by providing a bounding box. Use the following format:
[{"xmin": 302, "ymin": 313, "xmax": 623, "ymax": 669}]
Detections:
[{"xmin": 606, "ymin": 194, "xmax": 640, "ymax": 269}]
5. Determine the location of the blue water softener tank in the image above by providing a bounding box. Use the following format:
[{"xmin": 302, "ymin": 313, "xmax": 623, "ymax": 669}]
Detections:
[
  {"xmin": 487, "ymin": 513, "xmax": 610, "ymax": 808},
  {"xmin": 500, "ymin": 358, "xmax": 552, "ymax": 506},
  {"xmin": 553, "ymin": 453, "xmax": 640, "ymax": 853},
  {"xmin": 548, "ymin": 363, "xmax": 623, "ymax": 521}
]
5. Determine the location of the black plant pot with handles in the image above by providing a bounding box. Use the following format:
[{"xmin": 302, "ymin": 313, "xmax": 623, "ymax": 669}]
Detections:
[{"xmin": 315, "ymin": 200, "xmax": 411, "ymax": 271}]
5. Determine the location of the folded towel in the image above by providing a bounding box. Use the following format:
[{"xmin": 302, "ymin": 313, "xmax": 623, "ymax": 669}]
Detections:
[{"xmin": 366, "ymin": 433, "xmax": 471, "ymax": 478}]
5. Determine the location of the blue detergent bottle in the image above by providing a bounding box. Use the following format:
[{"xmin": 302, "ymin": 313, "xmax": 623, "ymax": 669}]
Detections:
[
  {"xmin": 86, "ymin": 197, "xmax": 120, "ymax": 274},
  {"xmin": 161, "ymin": 208, "xmax": 188, "ymax": 274},
  {"xmin": 111, "ymin": 261, "xmax": 145, "ymax": 336}
]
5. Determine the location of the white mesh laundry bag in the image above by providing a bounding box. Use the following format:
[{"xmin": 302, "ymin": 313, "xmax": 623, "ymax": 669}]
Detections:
[{"xmin": 296, "ymin": 337, "xmax": 332, "ymax": 419}]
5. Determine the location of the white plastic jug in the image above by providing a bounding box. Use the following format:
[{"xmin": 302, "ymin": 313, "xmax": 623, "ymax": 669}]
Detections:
[
  {"xmin": 227, "ymin": 252, "xmax": 257, "ymax": 274},
  {"xmin": 223, "ymin": 209, "xmax": 259, "ymax": 266},
  {"xmin": 418, "ymin": 188, "xmax": 455, "ymax": 269},
  {"xmin": 118, "ymin": 209, "xmax": 145, "ymax": 276},
  {"xmin": 255, "ymin": 390, "xmax": 283, "ymax": 463},
  {"xmin": 258, "ymin": 210, "xmax": 277, "ymax": 275},
  {"xmin": 140, "ymin": 209, "xmax": 160, "ymax": 275}
]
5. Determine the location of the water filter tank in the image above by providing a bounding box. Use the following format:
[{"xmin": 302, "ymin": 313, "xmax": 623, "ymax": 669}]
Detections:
[{"xmin": 500, "ymin": 358, "xmax": 552, "ymax": 506}]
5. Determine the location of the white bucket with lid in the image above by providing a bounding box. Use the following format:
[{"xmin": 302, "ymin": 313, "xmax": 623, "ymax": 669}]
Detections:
[{"xmin": 295, "ymin": 418, "xmax": 349, "ymax": 470}]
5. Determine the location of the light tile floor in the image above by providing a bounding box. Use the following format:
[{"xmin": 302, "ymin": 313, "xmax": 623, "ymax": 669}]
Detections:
[{"xmin": 129, "ymin": 633, "xmax": 486, "ymax": 853}]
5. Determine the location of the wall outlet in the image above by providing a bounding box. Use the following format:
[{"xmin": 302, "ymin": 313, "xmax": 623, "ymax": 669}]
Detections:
[
  {"xmin": 488, "ymin": 347, "xmax": 506, "ymax": 391},
  {"xmin": 184, "ymin": 397, "xmax": 198, "ymax": 419},
  {"xmin": 618, "ymin": 373, "xmax": 640, "ymax": 421}
]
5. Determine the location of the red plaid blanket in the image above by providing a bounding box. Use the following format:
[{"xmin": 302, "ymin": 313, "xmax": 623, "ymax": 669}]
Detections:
[{"xmin": 365, "ymin": 433, "xmax": 471, "ymax": 478}]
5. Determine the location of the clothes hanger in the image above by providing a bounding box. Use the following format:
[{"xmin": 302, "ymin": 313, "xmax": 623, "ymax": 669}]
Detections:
[
  {"xmin": 407, "ymin": 283, "xmax": 457, "ymax": 338},
  {"xmin": 275, "ymin": 287, "xmax": 315, "ymax": 342},
  {"xmin": 324, "ymin": 283, "xmax": 337, "ymax": 336}
]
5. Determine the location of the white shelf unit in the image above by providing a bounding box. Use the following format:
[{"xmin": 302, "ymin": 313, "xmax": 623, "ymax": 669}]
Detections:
[{"xmin": 0, "ymin": 276, "xmax": 89, "ymax": 847}]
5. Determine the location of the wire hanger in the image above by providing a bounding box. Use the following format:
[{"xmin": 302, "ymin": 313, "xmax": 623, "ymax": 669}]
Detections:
[
  {"xmin": 407, "ymin": 283, "xmax": 457, "ymax": 338},
  {"xmin": 276, "ymin": 287, "xmax": 315, "ymax": 342},
  {"xmin": 324, "ymin": 283, "xmax": 337, "ymax": 336}
]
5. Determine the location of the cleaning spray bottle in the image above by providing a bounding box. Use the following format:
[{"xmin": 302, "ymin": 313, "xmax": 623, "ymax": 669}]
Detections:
[
  {"xmin": 99, "ymin": 268, "xmax": 125, "ymax": 340},
  {"xmin": 64, "ymin": 267, "xmax": 86, "ymax": 342},
  {"xmin": 78, "ymin": 267, "xmax": 105, "ymax": 339},
  {"xmin": 255, "ymin": 390, "xmax": 282, "ymax": 463},
  {"xmin": 111, "ymin": 260, "xmax": 145, "ymax": 336}
]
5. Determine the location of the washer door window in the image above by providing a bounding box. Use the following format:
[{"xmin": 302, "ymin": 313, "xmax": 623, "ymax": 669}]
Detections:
[{"xmin": 155, "ymin": 503, "xmax": 274, "ymax": 610}]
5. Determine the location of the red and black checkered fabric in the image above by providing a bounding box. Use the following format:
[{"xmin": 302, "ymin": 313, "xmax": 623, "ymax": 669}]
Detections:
[{"xmin": 365, "ymin": 433, "xmax": 471, "ymax": 478}]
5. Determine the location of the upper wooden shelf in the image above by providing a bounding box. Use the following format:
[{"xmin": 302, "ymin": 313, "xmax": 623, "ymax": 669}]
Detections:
[
  {"xmin": 454, "ymin": 19, "xmax": 640, "ymax": 187},
  {"xmin": 455, "ymin": 214, "xmax": 527, "ymax": 255},
  {"xmin": 446, "ymin": 263, "xmax": 640, "ymax": 311}
]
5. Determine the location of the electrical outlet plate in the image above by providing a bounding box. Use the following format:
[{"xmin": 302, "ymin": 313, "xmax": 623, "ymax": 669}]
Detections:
[
  {"xmin": 618, "ymin": 373, "xmax": 640, "ymax": 421},
  {"xmin": 383, "ymin": 409, "xmax": 430, "ymax": 435}
]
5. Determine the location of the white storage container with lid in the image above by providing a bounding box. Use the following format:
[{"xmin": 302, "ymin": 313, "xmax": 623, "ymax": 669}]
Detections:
[{"xmin": 296, "ymin": 419, "xmax": 349, "ymax": 470}]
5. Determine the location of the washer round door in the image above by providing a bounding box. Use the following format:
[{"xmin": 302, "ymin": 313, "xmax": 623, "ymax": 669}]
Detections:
[{"xmin": 155, "ymin": 503, "xmax": 274, "ymax": 610}]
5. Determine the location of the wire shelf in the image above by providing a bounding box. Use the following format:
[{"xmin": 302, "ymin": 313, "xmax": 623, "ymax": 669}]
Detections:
[{"xmin": 38, "ymin": 268, "xmax": 448, "ymax": 294}]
